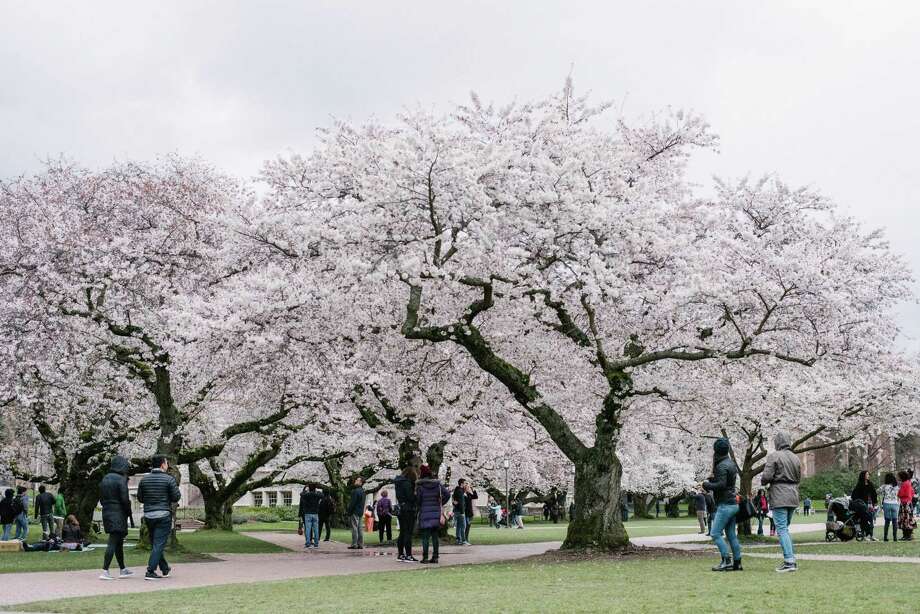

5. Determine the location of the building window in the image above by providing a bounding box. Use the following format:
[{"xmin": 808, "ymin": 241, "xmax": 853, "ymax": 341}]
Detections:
[
  {"xmin": 253, "ymin": 492, "xmax": 263, "ymax": 507},
  {"xmin": 282, "ymin": 491, "xmax": 292, "ymax": 507},
  {"xmin": 267, "ymin": 491, "xmax": 277, "ymax": 507}
]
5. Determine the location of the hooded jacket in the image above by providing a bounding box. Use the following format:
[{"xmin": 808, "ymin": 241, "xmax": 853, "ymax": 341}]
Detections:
[
  {"xmin": 393, "ymin": 474, "xmax": 416, "ymax": 513},
  {"xmin": 100, "ymin": 455, "xmax": 133, "ymax": 534},
  {"xmin": 703, "ymin": 440, "xmax": 739, "ymax": 506},
  {"xmin": 415, "ymin": 478, "xmax": 450, "ymax": 529},
  {"xmin": 761, "ymin": 432, "xmax": 801, "ymax": 509}
]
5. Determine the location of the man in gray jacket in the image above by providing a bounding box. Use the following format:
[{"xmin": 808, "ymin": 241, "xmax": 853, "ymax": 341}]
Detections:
[{"xmin": 761, "ymin": 432, "xmax": 801, "ymax": 573}]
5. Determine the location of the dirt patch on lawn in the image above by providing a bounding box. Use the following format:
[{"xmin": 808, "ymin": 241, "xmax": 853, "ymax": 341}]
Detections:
[{"xmin": 519, "ymin": 545, "xmax": 708, "ymax": 564}]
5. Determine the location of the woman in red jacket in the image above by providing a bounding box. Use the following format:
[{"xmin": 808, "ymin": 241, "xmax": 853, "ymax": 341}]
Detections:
[{"xmin": 897, "ymin": 470, "xmax": 916, "ymax": 541}]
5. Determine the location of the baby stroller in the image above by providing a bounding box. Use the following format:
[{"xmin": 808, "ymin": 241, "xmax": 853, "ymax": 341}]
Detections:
[{"xmin": 825, "ymin": 497, "xmax": 864, "ymax": 542}]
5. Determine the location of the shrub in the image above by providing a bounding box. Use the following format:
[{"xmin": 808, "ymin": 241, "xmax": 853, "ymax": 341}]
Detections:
[
  {"xmin": 255, "ymin": 513, "xmax": 280, "ymax": 523},
  {"xmin": 799, "ymin": 469, "xmax": 857, "ymax": 503}
]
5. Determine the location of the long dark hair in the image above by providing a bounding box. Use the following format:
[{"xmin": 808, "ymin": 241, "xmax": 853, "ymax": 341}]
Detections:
[
  {"xmin": 884, "ymin": 472, "xmax": 897, "ymax": 487},
  {"xmin": 856, "ymin": 470, "xmax": 873, "ymax": 489}
]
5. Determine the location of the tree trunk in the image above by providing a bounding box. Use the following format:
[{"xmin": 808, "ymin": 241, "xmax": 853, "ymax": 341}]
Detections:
[
  {"xmin": 633, "ymin": 494, "xmax": 652, "ymax": 519},
  {"xmin": 665, "ymin": 495, "xmax": 682, "ymax": 518},
  {"xmin": 62, "ymin": 482, "xmax": 102, "ymax": 542},
  {"xmin": 202, "ymin": 496, "xmax": 234, "ymax": 531},
  {"xmin": 563, "ymin": 448, "xmax": 629, "ymax": 550},
  {"xmin": 738, "ymin": 464, "xmax": 754, "ymax": 536}
]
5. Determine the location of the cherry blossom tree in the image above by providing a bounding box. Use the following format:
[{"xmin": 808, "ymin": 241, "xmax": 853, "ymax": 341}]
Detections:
[{"xmin": 259, "ymin": 81, "xmax": 913, "ymax": 550}]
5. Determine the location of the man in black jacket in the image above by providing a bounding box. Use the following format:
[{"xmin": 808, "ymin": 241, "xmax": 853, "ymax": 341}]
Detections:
[
  {"xmin": 298, "ymin": 485, "xmax": 323, "ymax": 549},
  {"xmin": 136, "ymin": 455, "xmax": 181, "ymax": 580},
  {"xmin": 346, "ymin": 478, "xmax": 365, "ymax": 549},
  {"xmin": 98, "ymin": 455, "xmax": 135, "ymax": 580},
  {"xmin": 34, "ymin": 485, "xmax": 56, "ymax": 540}
]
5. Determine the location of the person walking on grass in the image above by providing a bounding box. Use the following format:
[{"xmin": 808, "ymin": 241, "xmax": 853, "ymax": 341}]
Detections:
[
  {"xmin": 394, "ymin": 465, "xmax": 419, "ymax": 562},
  {"xmin": 99, "ymin": 455, "xmax": 135, "ymax": 580},
  {"xmin": 34, "ymin": 485, "xmax": 56, "ymax": 540},
  {"xmin": 880, "ymin": 472, "xmax": 900, "ymax": 542},
  {"xmin": 0, "ymin": 489, "xmax": 17, "ymax": 541},
  {"xmin": 416, "ymin": 464, "xmax": 450, "ymax": 564},
  {"xmin": 298, "ymin": 484, "xmax": 323, "ymax": 549},
  {"xmin": 13, "ymin": 486, "xmax": 29, "ymax": 541},
  {"xmin": 761, "ymin": 431, "xmax": 801, "ymax": 572},
  {"xmin": 692, "ymin": 489, "xmax": 707, "ymax": 534},
  {"xmin": 754, "ymin": 489, "xmax": 769, "ymax": 535},
  {"xmin": 375, "ymin": 490, "xmax": 393, "ymax": 544},
  {"xmin": 136, "ymin": 455, "xmax": 181, "ymax": 581},
  {"xmin": 346, "ymin": 477, "xmax": 365, "ymax": 550},
  {"xmin": 702, "ymin": 437, "xmax": 742, "ymax": 572},
  {"xmin": 318, "ymin": 491, "xmax": 335, "ymax": 542},
  {"xmin": 803, "ymin": 497, "xmax": 812, "ymax": 516}
]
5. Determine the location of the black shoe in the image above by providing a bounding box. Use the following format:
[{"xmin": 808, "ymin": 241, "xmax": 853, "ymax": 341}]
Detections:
[
  {"xmin": 732, "ymin": 559, "xmax": 743, "ymax": 571},
  {"xmin": 161, "ymin": 568, "xmax": 170, "ymax": 578},
  {"xmin": 775, "ymin": 562, "xmax": 797, "ymax": 573},
  {"xmin": 429, "ymin": 558, "xmax": 439, "ymax": 564},
  {"xmin": 711, "ymin": 557, "xmax": 732, "ymax": 572},
  {"xmin": 420, "ymin": 558, "xmax": 431, "ymax": 564},
  {"xmin": 405, "ymin": 556, "xmax": 419, "ymax": 563},
  {"xmin": 347, "ymin": 545, "xmax": 358, "ymax": 550},
  {"xmin": 144, "ymin": 572, "xmax": 161, "ymax": 581}
]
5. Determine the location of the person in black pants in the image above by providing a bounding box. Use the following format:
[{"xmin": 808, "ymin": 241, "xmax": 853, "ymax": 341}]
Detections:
[
  {"xmin": 463, "ymin": 482, "xmax": 478, "ymax": 544},
  {"xmin": 851, "ymin": 470, "xmax": 879, "ymax": 541},
  {"xmin": 98, "ymin": 455, "xmax": 135, "ymax": 580},
  {"xmin": 318, "ymin": 492, "xmax": 335, "ymax": 542},
  {"xmin": 393, "ymin": 465, "xmax": 418, "ymax": 562}
]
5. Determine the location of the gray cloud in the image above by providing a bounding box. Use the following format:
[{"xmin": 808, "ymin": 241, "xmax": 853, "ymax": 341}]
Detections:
[{"xmin": 2, "ymin": 0, "xmax": 917, "ymax": 348}]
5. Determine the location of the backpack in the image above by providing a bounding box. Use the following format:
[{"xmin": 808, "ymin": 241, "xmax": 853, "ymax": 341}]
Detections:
[
  {"xmin": 0, "ymin": 498, "xmax": 14, "ymax": 524},
  {"xmin": 736, "ymin": 495, "xmax": 756, "ymax": 522}
]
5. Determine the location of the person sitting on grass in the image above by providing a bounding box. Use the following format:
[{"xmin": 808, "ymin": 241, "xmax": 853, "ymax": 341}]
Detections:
[{"xmin": 60, "ymin": 515, "xmax": 83, "ymax": 550}]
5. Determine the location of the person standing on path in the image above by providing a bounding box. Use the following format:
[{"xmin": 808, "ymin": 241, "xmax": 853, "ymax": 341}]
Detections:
[
  {"xmin": 462, "ymin": 482, "xmax": 478, "ymax": 544},
  {"xmin": 375, "ymin": 490, "xmax": 393, "ymax": 544},
  {"xmin": 346, "ymin": 477, "xmax": 365, "ymax": 550},
  {"xmin": 416, "ymin": 464, "xmax": 450, "ymax": 564},
  {"xmin": 99, "ymin": 455, "xmax": 135, "ymax": 580},
  {"xmin": 761, "ymin": 431, "xmax": 801, "ymax": 572},
  {"xmin": 13, "ymin": 486, "xmax": 29, "ymax": 541},
  {"xmin": 34, "ymin": 485, "xmax": 56, "ymax": 540},
  {"xmin": 897, "ymin": 470, "xmax": 915, "ymax": 540},
  {"xmin": 851, "ymin": 470, "xmax": 879, "ymax": 541},
  {"xmin": 298, "ymin": 485, "xmax": 323, "ymax": 549},
  {"xmin": 692, "ymin": 490, "xmax": 707, "ymax": 534},
  {"xmin": 702, "ymin": 437, "xmax": 742, "ymax": 572},
  {"xmin": 394, "ymin": 465, "xmax": 418, "ymax": 562},
  {"xmin": 0, "ymin": 489, "xmax": 17, "ymax": 541},
  {"xmin": 880, "ymin": 472, "xmax": 900, "ymax": 542},
  {"xmin": 803, "ymin": 497, "xmax": 812, "ymax": 516},
  {"xmin": 452, "ymin": 478, "xmax": 469, "ymax": 545},
  {"xmin": 318, "ymin": 491, "xmax": 335, "ymax": 542},
  {"xmin": 53, "ymin": 489, "xmax": 67, "ymax": 537},
  {"xmin": 136, "ymin": 455, "xmax": 181, "ymax": 581}
]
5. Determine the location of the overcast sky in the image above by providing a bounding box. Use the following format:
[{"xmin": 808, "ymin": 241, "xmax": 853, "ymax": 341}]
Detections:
[{"xmin": 2, "ymin": 1, "xmax": 917, "ymax": 349}]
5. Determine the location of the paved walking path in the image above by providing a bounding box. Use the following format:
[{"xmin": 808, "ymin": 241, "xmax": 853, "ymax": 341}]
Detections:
[
  {"xmin": 0, "ymin": 519, "xmax": 902, "ymax": 609},
  {"xmin": 0, "ymin": 537, "xmax": 559, "ymax": 608}
]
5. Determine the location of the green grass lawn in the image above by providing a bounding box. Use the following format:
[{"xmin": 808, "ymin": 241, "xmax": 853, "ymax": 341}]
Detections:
[
  {"xmin": 242, "ymin": 517, "xmax": 704, "ymax": 544},
  {"xmin": 0, "ymin": 530, "xmax": 286, "ymax": 574},
  {"xmin": 14, "ymin": 554, "xmax": 920, "ymax": 613}
]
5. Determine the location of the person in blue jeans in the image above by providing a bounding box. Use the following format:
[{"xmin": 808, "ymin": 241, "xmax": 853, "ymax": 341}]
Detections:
[
  {"xmin": 13, "ymin": 486, "xmax": 30, "ymax": 541},
  {"xmin": 452, "ymin": 479, "xmax": 469, "ymax": 545},
  {"xmin": 136, "ymin": 455, "xmax": 181, "ymax": 580},
  {"xmin": 298, "ymin": 485, "xmax": 323, "ymax": 549},
  {"xmin": 702, "ymin": 437, "xmax": 742, "ymax": 571},
  {"xmin": 761, "ymin": 431, "xmax": 801, "ymax": 573}
]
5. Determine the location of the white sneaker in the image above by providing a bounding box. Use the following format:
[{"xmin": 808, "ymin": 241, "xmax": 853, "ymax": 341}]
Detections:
[
  {"xmin": 119, "ymin": 569, "xmax": 135, "ymax": 578},
  {"xmin": 99, "ymin": 571, "xmax": 114, "ymax": 581}
]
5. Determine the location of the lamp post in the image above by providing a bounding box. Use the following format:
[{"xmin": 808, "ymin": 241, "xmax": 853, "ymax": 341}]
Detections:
[{"xmin": 503, "ymin": 459, "xmax": 510, "ymax": 528}]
